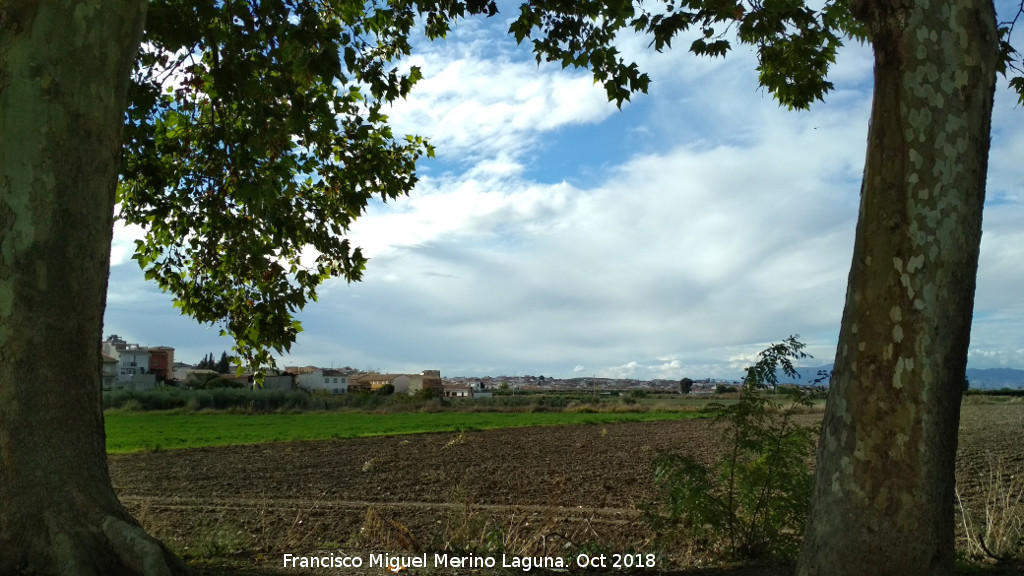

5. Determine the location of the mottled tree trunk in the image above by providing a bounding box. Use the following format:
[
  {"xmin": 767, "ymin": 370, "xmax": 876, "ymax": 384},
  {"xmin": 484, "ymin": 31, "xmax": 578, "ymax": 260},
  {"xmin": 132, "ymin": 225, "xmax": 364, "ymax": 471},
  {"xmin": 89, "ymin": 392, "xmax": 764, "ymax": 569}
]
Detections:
[
  {"xmin": 0, "ymin": 2, "xmax": 185, "ymax": 574},
  {"xmin": 797, "ymin": 0, "xmax": 999, "ymax": 574}
]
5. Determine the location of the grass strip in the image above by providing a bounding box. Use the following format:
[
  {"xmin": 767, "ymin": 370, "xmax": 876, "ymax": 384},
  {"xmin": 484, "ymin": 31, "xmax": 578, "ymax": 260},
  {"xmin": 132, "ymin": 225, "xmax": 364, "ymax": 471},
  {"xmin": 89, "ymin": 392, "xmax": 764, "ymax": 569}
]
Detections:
[{"xmin": 105, "ymin": 410, "xmax": 704, "ymax": 454}]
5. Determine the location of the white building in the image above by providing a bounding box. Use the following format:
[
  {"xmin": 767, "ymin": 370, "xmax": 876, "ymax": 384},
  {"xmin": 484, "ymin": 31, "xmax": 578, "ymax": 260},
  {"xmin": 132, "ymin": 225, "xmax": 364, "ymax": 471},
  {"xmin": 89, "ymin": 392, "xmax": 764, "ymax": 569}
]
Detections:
[
  {"xmin": 101, "ymin": 335, "xmax": 157, "ymax": 389},
  {"xmin": 296, "ymin": 369, "xmax": 348, "ymax": 394}
]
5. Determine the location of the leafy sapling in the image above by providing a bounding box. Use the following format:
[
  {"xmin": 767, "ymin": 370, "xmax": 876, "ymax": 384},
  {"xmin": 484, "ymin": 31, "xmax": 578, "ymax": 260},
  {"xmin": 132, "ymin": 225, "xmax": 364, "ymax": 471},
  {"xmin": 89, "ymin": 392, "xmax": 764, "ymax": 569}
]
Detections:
[{"xmin": 651, "ymin": 335, "xmax": 819, "ymax": 561}]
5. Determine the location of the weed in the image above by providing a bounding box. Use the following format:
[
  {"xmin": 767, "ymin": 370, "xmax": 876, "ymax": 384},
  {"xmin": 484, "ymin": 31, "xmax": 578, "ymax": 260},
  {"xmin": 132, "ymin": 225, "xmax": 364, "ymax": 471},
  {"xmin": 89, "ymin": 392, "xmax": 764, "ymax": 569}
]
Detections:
[
  {"xmin": 362, "ymin": 455, "xmax": 381, "ymax": 473},
  {"xmin": 957, "ymin": 454, "xmax": 1024, "ymax": 563},
  {"xmin": 440, "ymin": 483, "xmax": 488, "ymax": 552},
  {"xmin": 359, "ymin": 507, "xmax": 419, "ymax": 551},
  {"xmin": 134, "ymin": 497, "xmax": 152, "ymax": 528},
  {"xmin": 649, "ymin": 336, "xmax": 817, "ymax": 562},
  {"xmin": 444, "ymin": 430, "xmax": 466, "ymax": 449},
  {"xmin": 188, "ymin": 523, "xmax": 249, "ymax": 558},
  {"xmin": 279, "ymin": 495, "xmax": 326, "ymax": 550},
  {"xmin": 438, "ymin": 476, "xmax": 590, "ymax": 560},
  {"xmin": 252, "ymin": 489, "xmax": 330, "ymax": 553}
]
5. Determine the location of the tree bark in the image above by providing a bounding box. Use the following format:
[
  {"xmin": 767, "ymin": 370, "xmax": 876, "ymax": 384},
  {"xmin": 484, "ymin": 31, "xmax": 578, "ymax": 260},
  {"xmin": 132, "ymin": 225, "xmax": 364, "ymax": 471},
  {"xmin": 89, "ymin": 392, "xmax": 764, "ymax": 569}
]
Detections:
[
  {"xmin": 0, "ymin": 2, "xmax": 185, "ymax": 574},
  {"xmin": 797, "ymin": 0, "xmax": 999, "ymax": 574}
]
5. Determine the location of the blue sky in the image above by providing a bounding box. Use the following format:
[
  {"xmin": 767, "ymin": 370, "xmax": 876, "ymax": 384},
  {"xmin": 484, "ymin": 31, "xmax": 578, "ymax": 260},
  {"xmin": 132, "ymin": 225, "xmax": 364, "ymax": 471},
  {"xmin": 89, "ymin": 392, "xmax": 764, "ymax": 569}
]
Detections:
[{"xmin": 105, "ymin": 7, "xmax": 1024, "ymax": 380}]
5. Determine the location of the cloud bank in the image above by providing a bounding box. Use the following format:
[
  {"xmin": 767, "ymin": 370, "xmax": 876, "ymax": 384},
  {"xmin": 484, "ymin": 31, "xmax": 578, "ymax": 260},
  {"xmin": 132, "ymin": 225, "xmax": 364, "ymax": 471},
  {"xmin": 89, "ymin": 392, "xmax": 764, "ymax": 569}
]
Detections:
[{"xmin": 105, "ymin": 15, "xmax": 1024, "ymax": 379}]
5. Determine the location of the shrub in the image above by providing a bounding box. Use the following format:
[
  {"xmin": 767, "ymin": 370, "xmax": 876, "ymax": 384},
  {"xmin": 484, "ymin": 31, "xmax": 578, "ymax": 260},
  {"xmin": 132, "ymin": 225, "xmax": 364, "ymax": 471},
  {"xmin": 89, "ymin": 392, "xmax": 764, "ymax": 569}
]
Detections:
[
  {"xmin": 411, "ymin": 387, "xmax": 439, "ymax": 400},
  {"xmin": 650, "ymin": 335, "xmax": 817, "ymax": 562}
]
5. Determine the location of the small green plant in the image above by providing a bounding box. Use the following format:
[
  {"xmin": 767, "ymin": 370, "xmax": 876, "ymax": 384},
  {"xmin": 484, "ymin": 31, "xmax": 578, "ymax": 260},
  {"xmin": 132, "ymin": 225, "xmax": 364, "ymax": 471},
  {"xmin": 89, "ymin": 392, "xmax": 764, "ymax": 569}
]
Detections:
[{"xmin": 650, "ymin": 335, "xmax": 817, "ymax": 562}]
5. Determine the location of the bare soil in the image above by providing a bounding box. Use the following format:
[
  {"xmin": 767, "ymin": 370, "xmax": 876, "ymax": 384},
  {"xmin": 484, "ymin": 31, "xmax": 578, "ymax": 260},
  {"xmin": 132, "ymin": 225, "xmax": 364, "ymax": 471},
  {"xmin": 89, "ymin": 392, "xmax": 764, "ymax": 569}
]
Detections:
[{"xmin": 107, "ymin": 403, "xmax": 1024, "ymax": 575}]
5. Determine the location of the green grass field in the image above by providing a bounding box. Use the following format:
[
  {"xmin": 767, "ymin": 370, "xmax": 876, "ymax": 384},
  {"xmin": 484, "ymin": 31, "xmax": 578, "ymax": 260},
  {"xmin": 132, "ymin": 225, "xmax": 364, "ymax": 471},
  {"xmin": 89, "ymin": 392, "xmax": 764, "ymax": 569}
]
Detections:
[{"xmin": 104, "ymin": 410, "xmax": 706, "ymax": 454}]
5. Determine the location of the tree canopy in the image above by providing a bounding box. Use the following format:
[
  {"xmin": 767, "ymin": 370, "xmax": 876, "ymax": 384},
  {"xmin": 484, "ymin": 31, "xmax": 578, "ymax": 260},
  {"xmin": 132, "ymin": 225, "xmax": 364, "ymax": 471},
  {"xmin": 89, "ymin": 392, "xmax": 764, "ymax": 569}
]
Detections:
[{"xmin": 119, "ymin": 0, "xmax": 434, "ymax": 367}]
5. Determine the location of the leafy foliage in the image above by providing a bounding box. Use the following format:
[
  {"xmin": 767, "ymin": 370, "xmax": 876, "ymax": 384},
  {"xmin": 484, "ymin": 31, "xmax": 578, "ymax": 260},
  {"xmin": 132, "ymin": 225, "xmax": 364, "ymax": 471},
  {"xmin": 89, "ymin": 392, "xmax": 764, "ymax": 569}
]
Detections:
[
  {"xmin": 499, "ymin": 0, "xmax": 866, "ymax": 109},
  {"xmin": 999, "ymin": 0, "xmax": 1024, "ymax": 105},
  {"xmin": 650, "ymin": 336, "xmax": 817, "ymax": 561},
  {"xmin": 120, "ymin": 0, "xmax": 433, "ymax": 367}
]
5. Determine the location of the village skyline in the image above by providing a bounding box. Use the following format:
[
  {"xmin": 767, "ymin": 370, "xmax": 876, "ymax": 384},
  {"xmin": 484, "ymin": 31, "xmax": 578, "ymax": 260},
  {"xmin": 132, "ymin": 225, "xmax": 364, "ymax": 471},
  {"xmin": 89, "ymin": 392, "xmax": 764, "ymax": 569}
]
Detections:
[{"xmin": 103, "ymin": 334, "xmax": 1024, "ymax": 390}]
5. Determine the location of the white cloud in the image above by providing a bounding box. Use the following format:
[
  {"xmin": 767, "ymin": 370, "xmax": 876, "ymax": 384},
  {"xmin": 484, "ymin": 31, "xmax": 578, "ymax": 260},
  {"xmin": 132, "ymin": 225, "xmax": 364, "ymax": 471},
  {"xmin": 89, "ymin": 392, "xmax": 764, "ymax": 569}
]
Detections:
[
  {"xmin": 104, "ymin": 15, "xmax": 1024, "ymax": 378},
  {"xmin": 110, "ymin": 218, "xmax": 146, "ymax": 266},
  {"xmin": 388, "ymin": 38, "xmax": 616, "ymax": 166},
  {"xmin": 600, "ymin": 361, "xmax": 641, "ymax": 379},
  {"xmin": 314, "ymin": 81, "xmax": 868, "ymax": 379}
]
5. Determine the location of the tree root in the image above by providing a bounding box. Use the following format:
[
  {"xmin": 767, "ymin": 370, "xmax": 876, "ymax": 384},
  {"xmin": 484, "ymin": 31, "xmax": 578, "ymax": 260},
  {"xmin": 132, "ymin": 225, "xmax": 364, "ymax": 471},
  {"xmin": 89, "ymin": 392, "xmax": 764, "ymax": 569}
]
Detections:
[
  {"xmin": 102, "ymin": 516, "xmax": 186, "ymax": 576},
  {"xmin": 4, "ymin": 514, "xmax": 190, "ymax": 576}
]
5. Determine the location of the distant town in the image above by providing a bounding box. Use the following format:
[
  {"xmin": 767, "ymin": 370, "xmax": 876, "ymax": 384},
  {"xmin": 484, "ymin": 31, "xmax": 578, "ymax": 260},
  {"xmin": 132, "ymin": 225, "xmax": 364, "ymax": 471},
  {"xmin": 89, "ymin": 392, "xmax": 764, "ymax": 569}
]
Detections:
[
  {"xmin": 99, "ymin": 334, "xmax": 743, "ymax": 397},
  {"xmin": 101, "ymin": 334, "xmax": 1024, "ymax": 394}
]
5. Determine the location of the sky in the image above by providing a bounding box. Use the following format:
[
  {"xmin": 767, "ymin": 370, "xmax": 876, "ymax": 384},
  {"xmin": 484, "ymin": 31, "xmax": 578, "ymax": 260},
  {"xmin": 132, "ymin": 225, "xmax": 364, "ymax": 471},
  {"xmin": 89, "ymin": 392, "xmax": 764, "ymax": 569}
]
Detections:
[{"xmin": 104, "ymin": 5, "xmax": 1024, "ymax": 381}]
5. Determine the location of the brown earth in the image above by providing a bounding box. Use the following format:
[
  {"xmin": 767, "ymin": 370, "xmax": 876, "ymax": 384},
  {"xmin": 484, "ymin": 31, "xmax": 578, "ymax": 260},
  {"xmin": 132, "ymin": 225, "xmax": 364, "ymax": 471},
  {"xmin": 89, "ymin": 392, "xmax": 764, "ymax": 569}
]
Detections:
[{"xmin": 108, "ymin": 403, "xmax": 1024, "ymax": 575}]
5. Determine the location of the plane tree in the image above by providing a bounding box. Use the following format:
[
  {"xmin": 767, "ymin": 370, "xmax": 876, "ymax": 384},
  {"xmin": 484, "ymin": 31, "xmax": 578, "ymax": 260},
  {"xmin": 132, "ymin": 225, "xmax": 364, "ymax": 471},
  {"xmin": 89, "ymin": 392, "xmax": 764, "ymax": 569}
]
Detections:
[
  {"xmin": 491, "ymin": 0, "xmax": 1022, "ymax": 573},
  {"xmin": 1, "ymin": 0, "xmax": 1022, "ymax": 575},
  {"xmin": 1, "ymin": 0, "xmax": 431, "ymax": 572}
]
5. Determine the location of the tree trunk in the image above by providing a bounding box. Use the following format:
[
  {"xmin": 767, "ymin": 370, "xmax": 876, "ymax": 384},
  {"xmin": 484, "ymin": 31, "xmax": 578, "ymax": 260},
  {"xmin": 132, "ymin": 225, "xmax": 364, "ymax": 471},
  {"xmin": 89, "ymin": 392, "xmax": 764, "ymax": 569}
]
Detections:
[
  {"xmin": 797, "ymin": 0, "xmax": 998, "ymax": 574},
  {"xmin": 0, "ymin": 2, "xmax": 185, "ymax": 574}
]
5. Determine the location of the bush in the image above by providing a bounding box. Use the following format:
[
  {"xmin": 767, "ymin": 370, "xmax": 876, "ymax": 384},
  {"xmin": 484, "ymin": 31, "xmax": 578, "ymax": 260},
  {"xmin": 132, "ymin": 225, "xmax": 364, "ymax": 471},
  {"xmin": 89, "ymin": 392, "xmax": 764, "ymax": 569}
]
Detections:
[
  {"xmin": 411, "ymin": 387, "xmax": 439, "ymax": 400},
  {"xmin": 650, "ymin": 336, "xmax": 818, "ymax": 562},
  {"xmin": 186, "ymin": 372, "xmax": 244, "ymax": 389}
]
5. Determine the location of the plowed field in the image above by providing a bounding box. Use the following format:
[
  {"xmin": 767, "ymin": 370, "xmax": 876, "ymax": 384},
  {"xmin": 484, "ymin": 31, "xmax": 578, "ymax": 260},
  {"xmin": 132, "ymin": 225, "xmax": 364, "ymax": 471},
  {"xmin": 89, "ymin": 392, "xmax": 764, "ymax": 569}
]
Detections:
[{"xmin": 107, "ymin": 403, "xmax": 1024, "ymax": 575}]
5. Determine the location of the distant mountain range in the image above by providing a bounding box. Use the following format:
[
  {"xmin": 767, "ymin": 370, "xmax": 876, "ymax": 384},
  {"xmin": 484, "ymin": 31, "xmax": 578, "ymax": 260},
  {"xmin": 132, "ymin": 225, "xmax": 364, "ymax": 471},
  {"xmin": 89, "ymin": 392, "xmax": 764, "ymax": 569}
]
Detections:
[{"xmin": 777, "ymin": 364, "xmax": 1024, "ymax": 390}]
